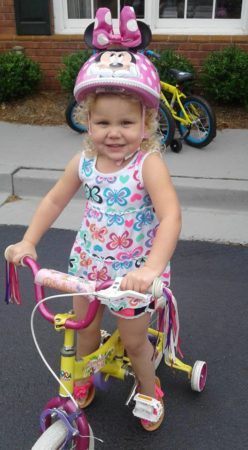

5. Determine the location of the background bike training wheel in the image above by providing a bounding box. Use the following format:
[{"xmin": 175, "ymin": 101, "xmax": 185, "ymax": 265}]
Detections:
[
  {"xmin": 65, "ymin": 98, "xmax": 88, "ymax": 133},
  {"xmin": 170, "ymin": 138, "xmax": 183, "ymax": 153},
  {"xmin": 178, "ymin": 95, "xmax": 216, "ymax": 148},
  {"xmin": 31, "ymin": 419, "xmax": 95, "ymax": 450},
  {"xmin": 158, "ymin": 102, "xmax": 175, "ymax": 148}
]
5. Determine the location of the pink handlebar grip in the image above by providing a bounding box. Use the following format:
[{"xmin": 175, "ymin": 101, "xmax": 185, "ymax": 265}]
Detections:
[
  {"xmin": 23, "ymin": 257, "xmax": 108, "ymax": 329},
  {"xmin": 35, "ymin": 268, "xmax": 96, "ymax": 294}
]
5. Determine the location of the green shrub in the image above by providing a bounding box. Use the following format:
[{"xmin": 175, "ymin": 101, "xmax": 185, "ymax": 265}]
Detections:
[
  {"xmin": 57, "ymin": 50, "xmax": 91, "ymax": 93},
  {"xmin": 0, "ymin": 51, "xmax": 42, "ymax": 102},
  {"xmin": 200, "ymin": 46, "xmax": 248, "ymax": 107},
  {"xmin": 151, "ymin": 49, "xmax": 196, "ymax": 85}
]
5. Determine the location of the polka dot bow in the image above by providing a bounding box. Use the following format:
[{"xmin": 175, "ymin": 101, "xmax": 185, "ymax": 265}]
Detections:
[{"xmin": 92, "ymin": 6, "xmax": 142, "ymax": 49}]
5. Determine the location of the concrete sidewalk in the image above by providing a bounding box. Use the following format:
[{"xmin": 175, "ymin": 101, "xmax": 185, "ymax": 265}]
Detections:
[{"xmin": 0, "ymin": 122, "xmax": 247, "ymax": 244}]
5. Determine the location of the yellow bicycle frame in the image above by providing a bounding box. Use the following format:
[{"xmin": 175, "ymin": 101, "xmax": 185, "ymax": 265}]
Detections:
[
  {"xmin": 57, "ymin": 312, "xmax": 191, "ymax": 398},
  {"xmin": 160, "ymin": 80, "xmax": 194, "ymax": 127}
]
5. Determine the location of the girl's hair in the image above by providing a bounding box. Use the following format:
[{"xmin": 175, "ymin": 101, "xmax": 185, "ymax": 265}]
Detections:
[{"xmin": 75, "ymin": 92, "xmax": 162, "ymax": 156}]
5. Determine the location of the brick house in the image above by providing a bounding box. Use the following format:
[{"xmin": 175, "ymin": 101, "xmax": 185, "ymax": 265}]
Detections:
[{"xmin": 0, "ymin": 0, "xmax": 247, "ymax": 90}]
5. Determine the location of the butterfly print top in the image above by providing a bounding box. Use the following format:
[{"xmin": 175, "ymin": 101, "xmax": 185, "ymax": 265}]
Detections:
[{"xmin": 68, "ymin": 149, "xmax": 169, "ymax": 284}]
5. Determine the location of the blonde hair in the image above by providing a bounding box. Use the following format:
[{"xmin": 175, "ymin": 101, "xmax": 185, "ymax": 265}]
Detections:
[{"xmin": 75, "ymin": 92, "xmax": 162, "ymax": 156}]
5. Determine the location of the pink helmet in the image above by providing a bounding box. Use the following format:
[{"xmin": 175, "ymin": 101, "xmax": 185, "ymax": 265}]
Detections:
[
  {"xmin": 74, "ymin": 50, "xmax": 161, "ymax": 109},
  {"xmin": 73, "ymin": 7, "xmax": 160, "ymax": 109}
]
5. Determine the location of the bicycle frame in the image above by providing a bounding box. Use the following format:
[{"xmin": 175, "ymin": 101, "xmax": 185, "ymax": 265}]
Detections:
[
  {"xmin": 57, "ymin": 319, "xmax": 167, "ymax": 398},
  {"xmin": 160, "ymin": 80, "xmax": 191, "ymax": 127}
]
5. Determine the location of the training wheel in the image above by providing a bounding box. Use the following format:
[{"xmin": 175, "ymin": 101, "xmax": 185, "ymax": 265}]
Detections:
[
  {"xmin": 170, "ymin": 139, "xmax": 182, "ymax": 153},
  {"xmin": 190, "ymin": 360, "xmax": 207, "ymax": 392}
]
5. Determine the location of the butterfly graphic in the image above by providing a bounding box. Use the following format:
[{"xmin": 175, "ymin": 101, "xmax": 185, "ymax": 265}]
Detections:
[
  {"xmin": 103, "ymin": 187, "xmax": 131, "ymax": 206},
  {"xmin": 135, "ymin": 256, "xmax": 147, "ymax": 268},
  {"xmin": 116, "ymin": 246, "xmax": 143, "ymax": 262},
  {"xmin": 134, "ymin": 208, "xmax": 154, "ymax": 231},
  {"xmin": 79, "ymin": 252, "xmax": 92, "ymax": 267},
  {"xmin": 88, "ymin": 266, "xmax": 111, "ymax": 282},
  {"xmin": 89, "ymin": 224, "xmax": 108, "ymax": 242},
  {"xmin": 106, "ymin": 212, "xmax": 125, "ymax": 226},
  {"xmin": 96, "ymin": 175, "xmax": 117, "ymax": 184},
  {"xmin": 142, "ymin": 194, "xmax": 152, "ymax": 207},
  {"xmin": 106, "ymin": 231, "xmax": 133, "ymax": 250},
  {"xmin": 133, "ymin": 169, "xmax": 143, "ymax": 190},
  {"xmin": 145, "ymin": 227, "xmax": 158, "ymax": 248},
  {"xmin": 82, "ymin": 158, "xmax": 94, "ymax": 177},
  {"xmin": 86, "ymin": 207, "xmax": 103, "ymax": 222},
  {"xmin": 112, "ymin": 260, "xmax": 133, "ymax": 271},
  {"xmin": 84, "ymin": 184, "xmax": 103, "ymax": 204},
  {"xmin": 78, "ymin": 230, "xmax": 91, "ymax": 250}
]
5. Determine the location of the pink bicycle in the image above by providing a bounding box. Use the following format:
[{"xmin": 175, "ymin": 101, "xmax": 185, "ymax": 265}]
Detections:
[{"xmin": 5, "ymin": 255, "xmax": 207, "ymax": 449}]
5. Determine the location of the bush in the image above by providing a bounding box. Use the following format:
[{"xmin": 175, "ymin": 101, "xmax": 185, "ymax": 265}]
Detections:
[
  {"xmin": 200, "ymin": 46, "xmax": 248, "ymax": 107},
  {"xmin": 57, "ymin": 50, "xmax": 92, "ymax": 93},
  {"xmin": 0, "ymin": 51, "xmax": 42, "ymax": 102},
  {"xmin": 150, "ymin": 49, "xmax": 196, "ymax": 86}
]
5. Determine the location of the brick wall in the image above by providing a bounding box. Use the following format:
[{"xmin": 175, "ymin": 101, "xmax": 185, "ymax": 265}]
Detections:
[
  {"xmin": 0, "ymin": 1, "xmax": 247, "ymax": 91},
  {"xmin": 0, "ymin": 0, "xmax": 15, "ymax": 34}
]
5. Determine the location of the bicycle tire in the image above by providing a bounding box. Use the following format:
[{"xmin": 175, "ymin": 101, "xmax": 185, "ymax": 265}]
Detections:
[
  {"xmin": 31, "ymin": 419, "xmax": 95, "ymax": 450},
  {"xmin": 158, "ymin": 102, "xmax": 175, "ymax": 148},
  {"xmin": 65, "ymin": 98, "xmax": 88, "ymax": 134},
  {"xmin": 178, "ymin": 95, "xmax": 216, "ymax": 148}
]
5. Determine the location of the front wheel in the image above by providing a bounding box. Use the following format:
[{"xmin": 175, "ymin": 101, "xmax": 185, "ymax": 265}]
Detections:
[
  {"xmin": 158, "ymin": 102, "xmax": 176, "ymax": 148},
  {"xmin": 178, "ymin": 95, "xmax": 216, "ymax": 148},
  {"xmin": 65, "ymin": 98, "xmax": 88, "ymax": 134},
  {"xmin": 31, "ymin": 419, "xmax": 95, "ymax": 450}
]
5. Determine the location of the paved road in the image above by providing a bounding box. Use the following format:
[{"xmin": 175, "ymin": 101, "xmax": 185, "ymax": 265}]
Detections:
[{"xmin": 0, "ymin": 225, "xmax": 247, "ymax": 450}]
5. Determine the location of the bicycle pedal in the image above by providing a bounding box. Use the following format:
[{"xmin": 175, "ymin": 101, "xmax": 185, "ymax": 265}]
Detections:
[{"xmin": 133, "ymin": 393, "xmax": 163, "ymax": 422}]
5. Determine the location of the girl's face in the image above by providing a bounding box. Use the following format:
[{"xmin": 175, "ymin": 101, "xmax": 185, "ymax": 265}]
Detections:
[{"xmin": 89, "ymin": 95, "xmax": 143, "ymax": 163}]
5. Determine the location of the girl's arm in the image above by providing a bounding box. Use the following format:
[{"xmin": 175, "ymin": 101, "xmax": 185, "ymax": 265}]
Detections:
[
  {"xmin": 121, "ymin": 152, "xmax": 181, "ymax": 292},
  {"xmin": 7, "ymin": 153, "xmax": 82, "ymax": 264}
]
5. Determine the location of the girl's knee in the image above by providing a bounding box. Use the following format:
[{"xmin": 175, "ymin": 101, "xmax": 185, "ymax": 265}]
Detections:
[{"xmin": 122, "ymin": 335, "xmax": 148, "ymax": 356}]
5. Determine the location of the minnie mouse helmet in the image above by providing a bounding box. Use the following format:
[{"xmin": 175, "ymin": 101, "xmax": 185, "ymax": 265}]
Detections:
[{"xmin": 73, "ymin": 7, "xmax": 160, "ymax": 109}]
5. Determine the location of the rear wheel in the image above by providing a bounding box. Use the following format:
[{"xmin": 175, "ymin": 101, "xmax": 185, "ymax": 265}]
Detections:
[
  {"xmin": 31, "ymin": 419, "xmax": 95, "ymax": 450},
  {"xmin": 158, "ymin": 102, "xmax": 175, "ymax": 148},
  {"xmin": 65, "ymin": 98, "xmax": 87, "ymax": 134},
  {"xmin": 178, "ymin": 95, "xmax": 216, "ymax": 148}
]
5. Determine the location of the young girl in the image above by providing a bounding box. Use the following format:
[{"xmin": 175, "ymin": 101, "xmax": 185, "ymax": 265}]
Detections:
[{"xmin": 5, "ymin": 10, "xmax": 181, "ymax": 432}]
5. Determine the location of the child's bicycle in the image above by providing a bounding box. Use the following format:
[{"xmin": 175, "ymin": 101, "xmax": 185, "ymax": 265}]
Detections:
[
  {"xmin": 5, "ymin": 255, "xmax": 207, "ymax": 449},
  {"xmin": 145, "ymin": 49, "xmax": 217, "ymax": 153},
  {"xmin": 65, "ymin": 50, "xmax": 216, "ymax": 153}
]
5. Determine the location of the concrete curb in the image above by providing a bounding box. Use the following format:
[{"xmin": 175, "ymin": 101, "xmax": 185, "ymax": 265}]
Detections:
[{"xmin": 7, "ymin": 167, "xmax": 248, "ymax": 211}]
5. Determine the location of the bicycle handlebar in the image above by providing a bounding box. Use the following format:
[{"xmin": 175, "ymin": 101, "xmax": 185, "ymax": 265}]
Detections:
[
  {"xmin": 6, "ymin": 256, "xmax": 165, "ymax": 330},
  {"xmin": 144, "ymin": 49, "xmax": 161, "ymax": 59}
]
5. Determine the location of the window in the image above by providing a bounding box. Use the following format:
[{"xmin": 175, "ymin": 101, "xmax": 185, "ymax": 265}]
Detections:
[
  {"xmin": 159, "ymin": 1, "xmax": 243, "ymax": 19},
  {"xmin": 67, "ymin": 1, "xmax": 144, "ymax": 19},
  {"xmin": 53, "ymin": 0, "xmax": 248, "ymax": 35}
]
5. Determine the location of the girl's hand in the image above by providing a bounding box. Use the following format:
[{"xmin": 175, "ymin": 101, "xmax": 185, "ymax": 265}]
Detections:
[
  {"xmin": 4, "ymin": 240, "xmax": 37, "ymax": 265},
  {"xmin": 120, "ymin": 266, "xmax": 160, "ymax": 294}
]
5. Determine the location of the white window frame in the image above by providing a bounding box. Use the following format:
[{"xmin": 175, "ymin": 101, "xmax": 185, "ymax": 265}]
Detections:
[{"xmin": 53, "ymin": 0, "xmax": 248, "ymax": 35}]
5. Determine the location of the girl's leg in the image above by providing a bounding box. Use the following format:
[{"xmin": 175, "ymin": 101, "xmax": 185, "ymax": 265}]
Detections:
[
  {"xmin": 117, "ymin": 313, "xmax": 156, "ymax": 398},
  {"xmin": 73, "ymin": 295, "xmax": 105, "ymax": 408},
  {"xmin": 73, "ymin": 295, "xmax": 105, "ymax": 360}
]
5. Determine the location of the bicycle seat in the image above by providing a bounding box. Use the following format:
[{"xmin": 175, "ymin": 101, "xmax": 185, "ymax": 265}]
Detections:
[{"xmin": 168, "ymin": 69, "xmax": 194, "ymax": 83}]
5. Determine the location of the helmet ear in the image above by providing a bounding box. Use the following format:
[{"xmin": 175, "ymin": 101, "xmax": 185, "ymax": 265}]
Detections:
[
  {"xmin": 84, "ymin": 20, "xmax": 152, "ymax": 50},
  {"xmin": 135, "ymin": 21, "xmax": 152, "ymax": 50},
  {"xmin": 84, "ymin": 22, "xmax": 95, "ymax": 49}
]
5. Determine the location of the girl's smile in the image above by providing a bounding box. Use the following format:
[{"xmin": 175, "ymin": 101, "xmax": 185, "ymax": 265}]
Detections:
[{"xmin": 89, "ymin": 94, "xmax": 144, "ymax": 165}]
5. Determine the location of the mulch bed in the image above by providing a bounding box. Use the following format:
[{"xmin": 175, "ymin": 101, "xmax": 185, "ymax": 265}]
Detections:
[{"xmin": 0, "ymin": 91, "xmax": 247, "ymax": 129}]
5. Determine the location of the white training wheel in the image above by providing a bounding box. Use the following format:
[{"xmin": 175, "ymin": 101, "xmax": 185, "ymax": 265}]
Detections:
[{"xmin": 190, "ymin": 360, "xmax": 207, "ymax": 392}]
